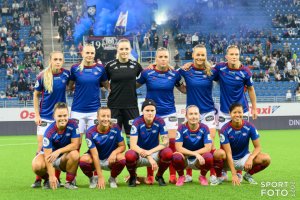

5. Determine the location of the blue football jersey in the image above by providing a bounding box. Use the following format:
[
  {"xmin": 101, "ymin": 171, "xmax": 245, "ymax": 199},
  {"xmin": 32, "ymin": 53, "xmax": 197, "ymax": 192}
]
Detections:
[
  {"xmin": 70, "ymin": 64, "xmax": 108, "ymax": 113},
  {"xmin": 178, "ymin": 64, "xmax": 217, "ymax": 113},
  {"xmin": 219, "ymin": 121, "xmax": 260, "ymax": 160},
  {"xmin": 176, "ymin": 123, "xmax": 212, "ymax": 151},
  {"xmin": 34, "ymin": 69, "xmax": 70, "ymax": 120},
  {"xmin": 43, "ymin": 119, "xmax": 80, "ymax": 151},
  {"xmin": 130, "ymin": 115, "xmax": 167, "ymax": 150},
  {"xmin": 85, "ymin": 124, "xmax": 124, "ymax": 160},
  {"xmin": 137, "ymin": 68, "xmax": 182, "ymax": 116},
  {"xmin": 214, "ymin": 62, "xmax": 253, "ymax": 113}
]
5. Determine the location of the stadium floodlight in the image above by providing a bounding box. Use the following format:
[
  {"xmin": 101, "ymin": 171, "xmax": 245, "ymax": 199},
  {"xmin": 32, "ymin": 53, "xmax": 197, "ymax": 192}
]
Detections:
[{"xmin": 155, "ymin": 11, "xmax": 167, "ymax": 25}]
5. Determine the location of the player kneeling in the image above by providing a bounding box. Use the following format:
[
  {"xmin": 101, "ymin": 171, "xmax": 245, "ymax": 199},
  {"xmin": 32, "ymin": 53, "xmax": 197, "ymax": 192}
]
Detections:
[
  {"xmin": 79, "ymin": 107, "xmax": 126, "ymax": 189},
  {"xmin": 171, "ymin": 105, "xmax": 220, "ymax": 186},
  {"xmin": 125, "ymin": 100, "xmax": 173, "ymax": 187},
  {"xmin": 215, "ymin": 103, "xmax": 271, "ymax": 185},
  {"xmin": 31, "ymin": 102, "xmax": 80, "ymax": 190}
]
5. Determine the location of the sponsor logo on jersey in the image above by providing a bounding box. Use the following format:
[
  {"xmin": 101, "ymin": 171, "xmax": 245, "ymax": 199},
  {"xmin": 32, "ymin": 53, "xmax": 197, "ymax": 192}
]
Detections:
[
  {"xmin": 205, "ymin": 115, "xmax": 214, "ymax": 121},
  {"xmin": 43, "ymin": 138, "xmax": 50, "ymax": 147},
  {"xmin": 235, "ymin": 76, "xmax": 240, "ymax": 80},
  {"xmin": 120, "ymin": 65, "xmax": 127, "ymax": 68},
  {"xmin": 94, "ymin": 71, "xmax": 99, "ymax": 75},
  {"xmin": 111, "ymin": 118, "xmax": 118, "ymax": 124},
  {"xmin": 169, "ymin": 116, "xmax": 177, "ymax": 122},
  {"xmin": 242, "ymin": 133, "xmax": 247, "ymax": 136},
  {"xmin": 109, "ymin": 136, "xmax": 114, "ymax": 139},
  {"xmin": 219, "ymin": 116, "xmax": 225, "ymax": 122},
  {"xmin": 129, "ymin": 65, "xmax": 134, "ymax": 69},
  {"xmin": 114, "ymin": 66, "xmax": 118, "ymax": 70},
  {"xmin": 66, "ymin": 133, "xmax": 71, "ymax": 137},
  {"xmin": 40, "ymin": 121, "xmax": 48, "ymax": 127}
]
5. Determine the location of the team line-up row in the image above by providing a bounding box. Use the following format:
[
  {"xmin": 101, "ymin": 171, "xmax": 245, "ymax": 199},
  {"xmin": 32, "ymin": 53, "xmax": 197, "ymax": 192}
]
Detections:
[{"xmin": 31, "ymin": 39, "xmax": 270, "ymax": 189}]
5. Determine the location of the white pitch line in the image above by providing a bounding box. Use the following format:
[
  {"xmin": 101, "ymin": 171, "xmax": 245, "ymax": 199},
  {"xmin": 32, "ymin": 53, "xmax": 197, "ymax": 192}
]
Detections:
[{"xmin": 0, "ymin": 143, "xmax": 36, "ymax": 147}]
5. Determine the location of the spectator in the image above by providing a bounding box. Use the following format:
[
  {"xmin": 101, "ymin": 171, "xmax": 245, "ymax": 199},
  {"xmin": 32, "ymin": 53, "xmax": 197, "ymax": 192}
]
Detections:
[
  {"xmin": 174, "ymin": 50, "xmax": 180, "ymax": 69},
  {"xmin": 69, "ymin": 44, "xmax": 77, "ymax": 57},
  {"xmin": 192, "ymin": 32, "xmax": 199, "ymax": 47},
  {"xmin": 185, "ymin": 49, "xmax": 192, "ymax": 60},
  {"xmin": 162, "ymin": 32, "xmax": 169, "ymax": 48},
  {"xmin": 296, "ymin": 87, "xmax": 300, "ymax": 101},
  {"xmin": 153, "ymin": 33, "xmax": 159, "ymax": 50},
  {"xmin": 286, "ymin": 90, "xmax": 292, "ymax": 101},
  {"xmin": 253, "ymin": 58, "xmax": 260, "ymax": 69}
]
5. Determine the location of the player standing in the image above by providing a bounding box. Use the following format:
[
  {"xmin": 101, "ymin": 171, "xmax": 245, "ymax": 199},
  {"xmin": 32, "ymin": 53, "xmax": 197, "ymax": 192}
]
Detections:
[{"xmin": 68, "ymin": 44, "xmax": 109, "ymax": 139}]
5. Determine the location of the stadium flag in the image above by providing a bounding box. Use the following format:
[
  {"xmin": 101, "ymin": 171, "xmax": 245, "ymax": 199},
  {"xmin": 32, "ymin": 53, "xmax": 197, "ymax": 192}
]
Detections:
[
  {"xmin": 115, "ymin": 11, "xmax": 128, "ymax": 35},
  {"xmin": 87, "ymin": 5, "xmax": 96, "ymax": 19}
]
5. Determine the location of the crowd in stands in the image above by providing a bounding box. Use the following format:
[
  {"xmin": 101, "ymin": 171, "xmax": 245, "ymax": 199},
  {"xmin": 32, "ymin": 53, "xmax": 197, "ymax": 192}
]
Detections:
[
  {"xmin": 54, "ymin": 0, "xmax": 83, "ymax": 55},
  {"xmin": 0, "ymin": 0, "xmax": 44, "ymax": 101}
]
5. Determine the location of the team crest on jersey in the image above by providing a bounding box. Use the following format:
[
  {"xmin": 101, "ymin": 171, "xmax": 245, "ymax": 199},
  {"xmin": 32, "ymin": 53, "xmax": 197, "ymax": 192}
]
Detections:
[
  {"xmin": 34, "ymin": 80, "xmax": 39, "ymax": 88},
  {"xmin": 235, "ymin": 76, "xmax": 240, "ymax": 80},
  {"xmin": 168, "ymin": 76, "xmax": 172, "ymax": 80},
  {"xmin": 163, "ymin": 126, "xmax": 167, "ymax": 132},
  {"xmin": 62, "ymin": 79, "xmax": 66, "ymax": 83},
  {"xmin": 43, "ymin": 138, "xmax": 50, "ymax": 147},
  {"xmin": 66, "ymin": 133, "xmax": 71, "ymax": 137},
  {"xmin": 86, "ymin": 139, "xmax": 92, "ymax": 148},
  {"xmin": 94, "ymin": 71, "xmax": 99, "ymax": 75},
  {"xmin": 220, "ymin": 134, "xmax": 225, "ymax": 143},
  {"xmin": 129, "ymin": 65, "xmax": 134, "ymax": 69},
  {"xmin": 176, "ymin": 131, "xmax": 181, "ymax": 140},
  {"xmin": 207, "ymin": 134, "xmax": 211, "ymax": 140},
  {"xmin": 130, "ymin": 125, "xmax": 137, "ymax": 135},
  {"xmin": 109, "ymin": 136, "xmax": 114, "ymax": 139},
  {"xmin": 242, "ymin": 133, "xmax": 247, "ymax": 136}
]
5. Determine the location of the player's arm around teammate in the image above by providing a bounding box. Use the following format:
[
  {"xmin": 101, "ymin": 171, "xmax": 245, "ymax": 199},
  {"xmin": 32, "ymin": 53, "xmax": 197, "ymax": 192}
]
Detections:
[{"xmin": 79, "ymin": 107, "xmax": 126, "ymax": 189}]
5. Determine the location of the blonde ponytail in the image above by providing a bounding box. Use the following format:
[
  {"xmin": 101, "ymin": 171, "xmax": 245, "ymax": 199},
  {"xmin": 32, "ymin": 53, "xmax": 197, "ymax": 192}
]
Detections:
[
  {"xmin": 43, "ymin": 65, "xmax": 53, "ymax": 93},
  {"xmin": 43, "ymin": 51, "xmax": 63, "ymax": 93}
]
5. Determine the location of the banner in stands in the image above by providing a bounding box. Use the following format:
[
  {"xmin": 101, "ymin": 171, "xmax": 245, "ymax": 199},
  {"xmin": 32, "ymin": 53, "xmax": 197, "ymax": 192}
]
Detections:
[
  {"xmin": 0, "ymin": 103, "xmax": 299, "ymax": 135},
  {"xmin": 85, "ymin": 36, "xmax": 133, "ymax": 63}
]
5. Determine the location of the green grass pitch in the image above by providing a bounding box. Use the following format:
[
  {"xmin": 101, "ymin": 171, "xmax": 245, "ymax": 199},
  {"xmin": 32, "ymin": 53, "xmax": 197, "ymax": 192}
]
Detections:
[{"xmin": 0, "ymin": 130, "xmax": 299, "ymax": 200}]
